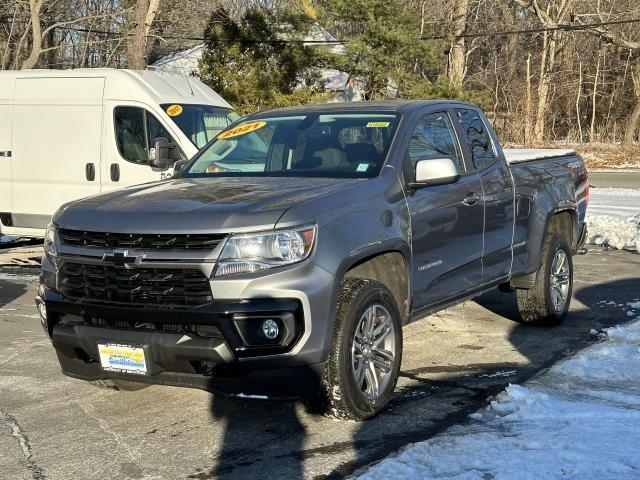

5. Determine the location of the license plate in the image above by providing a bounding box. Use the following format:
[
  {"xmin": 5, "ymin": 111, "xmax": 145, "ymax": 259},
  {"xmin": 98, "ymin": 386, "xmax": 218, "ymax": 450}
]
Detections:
[{"xmin": 97, "ymin": 343, "xmax": 148, "ymax": 375}]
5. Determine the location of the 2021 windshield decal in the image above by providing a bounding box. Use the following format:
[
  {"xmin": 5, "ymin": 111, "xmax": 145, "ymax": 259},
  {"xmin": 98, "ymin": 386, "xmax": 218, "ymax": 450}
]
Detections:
[{"xmin": 218, "ymin": 121, "xmax": 267, "ymax": 140}]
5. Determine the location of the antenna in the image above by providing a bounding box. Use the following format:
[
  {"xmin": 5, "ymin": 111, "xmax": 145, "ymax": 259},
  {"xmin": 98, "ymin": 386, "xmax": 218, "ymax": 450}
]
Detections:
[
  {"xmin": 176, "ymin": 45, "xmax": 199, "ymax": 96},
  {"xmin": 185, "ymin": 72, "xmax": 195, "ymax": 96}
]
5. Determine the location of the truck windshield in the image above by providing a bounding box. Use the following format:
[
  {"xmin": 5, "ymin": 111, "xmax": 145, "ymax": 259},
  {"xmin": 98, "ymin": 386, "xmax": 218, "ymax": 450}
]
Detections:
[
  {"xmin": 161, "ymin": 104, "xmax": 240, "ymax": 149},
  {"xmin": 184, "ymin": 112, "xmax": 400, "ymax": 178}
]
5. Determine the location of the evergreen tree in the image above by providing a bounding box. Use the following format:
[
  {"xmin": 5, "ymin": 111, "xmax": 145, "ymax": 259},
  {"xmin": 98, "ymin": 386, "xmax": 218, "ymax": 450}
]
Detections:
[{"xmin": 199, "ymin": 7, "xmax": 329, "ymax": 114}]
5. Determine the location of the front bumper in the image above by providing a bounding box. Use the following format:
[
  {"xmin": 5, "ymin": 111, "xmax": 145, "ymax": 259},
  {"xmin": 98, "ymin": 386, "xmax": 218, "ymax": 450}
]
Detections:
[{"xmin": 41, "ymin": 282, "xmax": 330, "ymax": 398}]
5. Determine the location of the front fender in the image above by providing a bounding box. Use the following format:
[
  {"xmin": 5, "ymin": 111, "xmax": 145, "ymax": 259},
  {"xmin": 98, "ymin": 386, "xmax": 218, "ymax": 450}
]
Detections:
[{"xmin": 275, "ymin": 169, "xmax": 410, "ymax": 358}]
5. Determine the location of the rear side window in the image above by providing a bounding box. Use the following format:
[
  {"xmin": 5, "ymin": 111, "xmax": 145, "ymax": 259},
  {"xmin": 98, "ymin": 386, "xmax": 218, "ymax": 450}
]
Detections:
[
  {"xmin": 455, "ymin": 109, "xmax": 496, "ymax": 171},
  {"xmin": 406, "ymin": 112, "xmax": 464, "ymax": 172},
  {"xmin": 114, "ymin": 107, "xmax": 180, "ymax": 165}
]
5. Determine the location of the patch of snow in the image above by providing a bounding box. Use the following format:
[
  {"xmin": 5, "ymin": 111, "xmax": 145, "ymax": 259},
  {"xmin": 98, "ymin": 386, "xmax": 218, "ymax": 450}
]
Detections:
[
  {"xmin": 234, "ymin": 393, "xmax": 269, "ymax": 400},
  {"xmin": 626, "ymin": 301, "xmax": 640, "ymax": 311},
  {"xmin": 0, "ymin": 272, "xmax": 39, "ymax": 283},
  {"xmin": 358, "ymin": 319, "xmax": 640, "ymax": 480},
  {"xmin": 478, "ymin": 370, "xmax": 516, "ymax": 378},
  {"xmin": 586, "ymin": 188, "xmax": 640, "ymax": 252}
]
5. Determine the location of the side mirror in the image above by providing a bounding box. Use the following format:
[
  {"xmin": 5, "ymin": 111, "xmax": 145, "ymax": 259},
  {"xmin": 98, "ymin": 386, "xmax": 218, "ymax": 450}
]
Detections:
[
  {"xmin": 172, "ymin": 159, "xmax": 189, "ymax": 177},
  {"xmin": 149, "ymin": 137, "xmax": 173, "ymax": 169},
  {"xmin": 410, "ymin": 157, "xmax": 461, "ymax": 189}
]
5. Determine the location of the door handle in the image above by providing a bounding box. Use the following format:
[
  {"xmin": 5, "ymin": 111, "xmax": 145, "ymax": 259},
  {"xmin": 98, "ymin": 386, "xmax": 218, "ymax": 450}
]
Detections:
[
  {"xmin": 463, "ymin": 193, "xmax": 482, "ymax": 206},
  {"xmin": 110, "ymin": 163, "xmax": 120, "ymax": 182},
  {"xmin": 85, "ymin": 163, "xmax": 95, "ymax": 181},
  {"xmin": 0, "ymin": 150, "xmax": 11, "ymax": 157}
]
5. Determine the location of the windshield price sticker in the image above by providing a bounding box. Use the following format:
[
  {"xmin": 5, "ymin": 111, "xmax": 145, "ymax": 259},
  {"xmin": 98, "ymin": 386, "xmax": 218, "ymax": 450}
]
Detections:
[
  {"xmin": 366, "ymin": 121, "xmax": 390, "ymax": 128},
  {"xmin": 166, "ymin": 104, "xmax": 183, "ymax": 117},
  {"xmin": 218, "ymin": 121, "xmax": 267, "ymax": 140}
]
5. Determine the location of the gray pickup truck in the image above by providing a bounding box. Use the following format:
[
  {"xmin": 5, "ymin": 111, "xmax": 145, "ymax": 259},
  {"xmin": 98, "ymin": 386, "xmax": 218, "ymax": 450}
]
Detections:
[{"xmin": 37, "ymin": 101, "xmax": 588, "ymax": 420}]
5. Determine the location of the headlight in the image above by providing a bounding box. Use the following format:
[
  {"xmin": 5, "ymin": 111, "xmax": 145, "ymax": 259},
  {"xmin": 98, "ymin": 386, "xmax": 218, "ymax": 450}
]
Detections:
[
  {"xmin": 44, "ymin": 223, "xmax": 58, "ymax": 265},
  {"xmin": 215, "ymin": 225, "xmax": 316, "ymax": 277}
]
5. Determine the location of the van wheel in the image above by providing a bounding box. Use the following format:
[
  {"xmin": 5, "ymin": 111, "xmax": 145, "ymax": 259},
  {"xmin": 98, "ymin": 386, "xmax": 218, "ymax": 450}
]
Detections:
[
  {"xmin": 90, "ymin": 379, "xmax": 149, "ymax": 391},
  {"xmin": 516, "ymin": 234, "xmax": 573, "ymax": 325},
  {"xmin": 318, "ymin": 279, "xmax": 402, "ymax": 421}
]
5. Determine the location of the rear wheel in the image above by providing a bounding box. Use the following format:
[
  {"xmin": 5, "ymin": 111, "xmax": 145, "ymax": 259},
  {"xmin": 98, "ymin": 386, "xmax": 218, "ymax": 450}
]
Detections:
[
  {"xmin": 90, "ymin": 379, "xmax": 149, "ymax": 391},
  {"xmin": 317, "ymin": 279, "xmax": 402, "ymax": 421},
  {"xmin": 516, "ymin": 233, "xmax": 573, "ymax": 325}
]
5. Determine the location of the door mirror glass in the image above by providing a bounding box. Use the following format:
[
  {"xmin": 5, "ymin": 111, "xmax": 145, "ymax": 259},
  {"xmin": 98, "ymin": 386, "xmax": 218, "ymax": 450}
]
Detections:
[
  {"xmin": 149, "ymin": 137, "xmax": 173, "ymax": 169},
  {"xmin": 412, "ymin": 157, "xmax": 460, "ymax": 188}
]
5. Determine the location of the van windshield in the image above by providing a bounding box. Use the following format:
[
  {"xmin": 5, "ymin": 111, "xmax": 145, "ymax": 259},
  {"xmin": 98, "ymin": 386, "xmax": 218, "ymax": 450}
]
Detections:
[
  {"xmin": 161, "ymin": 104, "xmax": 240, "ymax": 149},
  {"xmin": 184, "ymin": 112, "xmax": 400, "ymax": 178}
]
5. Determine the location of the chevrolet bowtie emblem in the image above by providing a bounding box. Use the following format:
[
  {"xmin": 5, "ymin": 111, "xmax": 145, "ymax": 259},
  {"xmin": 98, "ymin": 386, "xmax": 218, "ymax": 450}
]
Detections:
[{"xmin": 102, "ymin": 249, "xmax": 138, "ymax": 268}]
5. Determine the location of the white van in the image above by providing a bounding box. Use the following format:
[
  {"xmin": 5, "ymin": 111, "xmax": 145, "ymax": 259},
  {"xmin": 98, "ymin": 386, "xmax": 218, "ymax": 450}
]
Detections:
[{"xmin": 0, "ymin": 69, "xmax": 239, "ymax": 238}]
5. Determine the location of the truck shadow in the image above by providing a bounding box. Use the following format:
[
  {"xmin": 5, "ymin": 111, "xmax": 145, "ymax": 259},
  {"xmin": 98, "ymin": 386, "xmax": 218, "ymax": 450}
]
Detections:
[
  {"xmin": 195, "ymin": 274, "xmax": 640, "ymax": 479},
  {"xmin": 193, "ymin": 396, "xmax": 306, "ymax": 480},
  {"xmin": 0, "ymin": 272, "xmax": 32, "ymax": 314}
]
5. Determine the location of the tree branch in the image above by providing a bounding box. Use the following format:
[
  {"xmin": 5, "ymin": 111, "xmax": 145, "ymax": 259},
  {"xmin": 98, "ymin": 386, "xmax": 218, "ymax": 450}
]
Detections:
[{"xmin": 41, "ymin": 12, "xmax": 122, "ymax": 37}]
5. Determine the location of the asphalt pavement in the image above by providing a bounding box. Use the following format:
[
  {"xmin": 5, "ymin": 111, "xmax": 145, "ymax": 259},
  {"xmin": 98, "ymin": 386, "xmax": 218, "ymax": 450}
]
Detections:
[
  {"xmin": 588, "ymin": 171, "xmax": 640, "ymax": 188},
  {"xmin": 1, "ymin": 248, "xmax": 639, "ymax": 480}
]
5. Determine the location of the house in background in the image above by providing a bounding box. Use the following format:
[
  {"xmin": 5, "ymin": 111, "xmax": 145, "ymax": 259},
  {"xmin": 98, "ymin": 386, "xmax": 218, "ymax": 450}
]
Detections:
[{"xmin": 148, "ymin": 23, "xmax": 364, "ymax": 102}]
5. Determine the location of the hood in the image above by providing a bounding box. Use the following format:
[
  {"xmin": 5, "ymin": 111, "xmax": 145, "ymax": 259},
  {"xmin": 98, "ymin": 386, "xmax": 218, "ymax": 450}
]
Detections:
[{"xmin": 53, "ymin": 176, "xmax": 362, "ymax": 233}]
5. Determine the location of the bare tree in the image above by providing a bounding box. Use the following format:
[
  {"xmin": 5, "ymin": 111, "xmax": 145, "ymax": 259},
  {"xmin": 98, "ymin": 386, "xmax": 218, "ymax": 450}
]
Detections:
[
  {"xmin": 584, "ymin": 9, "xmax": 640, "ymax": 143},
  {"xmin": 513, "ymin": 0, "xmax": 575, "ymax": 143},
  {"xmin": 127, "ymin": 0, "xmax": 161, "ymax": 70},
  {"xmin": 447, "ymin": 0, "xmax": 469, "ymax": 86},
  {"xmin": 18, "ymin": 0, "xmax": 122, "ymax": 69}
]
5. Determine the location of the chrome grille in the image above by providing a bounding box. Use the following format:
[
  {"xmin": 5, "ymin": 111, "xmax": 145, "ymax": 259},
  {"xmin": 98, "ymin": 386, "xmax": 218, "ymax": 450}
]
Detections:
[
  {"xmin": 59, "ymin": 263, "xmax": 212, "ymax": 306},
  {"xmin": 58, "ymin": 229, "xmax": 226, "ymax": 250}
]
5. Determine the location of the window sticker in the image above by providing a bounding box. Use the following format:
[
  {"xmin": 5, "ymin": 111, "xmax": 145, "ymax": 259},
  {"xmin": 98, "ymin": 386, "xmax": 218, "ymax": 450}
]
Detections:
[
  {"xmin": 166, "ymin": 104, "xmax": 183, "ymax": 117},
  {"xmin": 356, "ymin": 163, "xmax": 370, "ymax": 172},
  {"xmin": 366, "ymin": 121, "xmax": 390, "ymax": 128},
  {"xmin": 218, "ymin": 121, "xmax": 267, "ymax": 140}
]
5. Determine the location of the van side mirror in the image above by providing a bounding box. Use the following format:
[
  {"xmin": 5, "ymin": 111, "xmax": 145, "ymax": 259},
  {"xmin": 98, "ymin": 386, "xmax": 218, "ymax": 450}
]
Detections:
[
  {"xmin": 172, "ymin": 159, "xmax": 189, "ymax": 177},
  {"xmin": 149, "ymin": 137, "xmax": 174, "ymax": 169},
  {"xmin": 410, "ymin": 157, "xmax": 461, "ymax": 189}
]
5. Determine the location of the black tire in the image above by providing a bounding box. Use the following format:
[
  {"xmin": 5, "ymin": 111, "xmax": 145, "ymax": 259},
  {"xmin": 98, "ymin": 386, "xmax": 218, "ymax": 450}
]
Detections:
[
  {"xmin": 516, "ymin": 233, "xmax": 573, "ymax": 325},
  {"xmin": 90, "ymin": 379, "xmax": 149, "ymax": 391},
  {"xmin": 317, "ymin": 279, "xmax": 402, "ymax": 421}
]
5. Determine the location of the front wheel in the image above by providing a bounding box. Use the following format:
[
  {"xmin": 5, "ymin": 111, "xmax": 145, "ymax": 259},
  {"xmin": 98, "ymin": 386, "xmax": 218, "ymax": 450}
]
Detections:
[
  {"xmin": 516, "ymin": 234, "xmax": 573, "ymax": 325},
  {"xmin": 317, "ymin": 279, "xmax": 402, "ymax": 421}
]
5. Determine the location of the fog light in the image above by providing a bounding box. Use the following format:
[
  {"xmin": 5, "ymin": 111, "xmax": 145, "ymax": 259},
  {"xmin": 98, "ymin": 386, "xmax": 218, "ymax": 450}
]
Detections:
[{"xmin": 262, "ymin": 319, "xmax": 279, "ymax": 340}]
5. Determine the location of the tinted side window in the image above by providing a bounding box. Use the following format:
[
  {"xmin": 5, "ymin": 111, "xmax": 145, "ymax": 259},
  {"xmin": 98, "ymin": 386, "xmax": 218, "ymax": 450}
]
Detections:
[
  {"xmin": 115, "ymin": 107, "xmax": 147, "ymax": 164},
  {"xmin": 115, "ymin": 107, "xmax": 180, "ymax": 165},
  {"xmin": 406, "ymin": 112, "xmax": 463, "ymax": 171},
  {"xmin": 455, "ymin": 108, "xmax": 496, "ymax": 171},
  {"xmin": 147, "ymin": 114, "xmax": 173, "ymax": 149}
]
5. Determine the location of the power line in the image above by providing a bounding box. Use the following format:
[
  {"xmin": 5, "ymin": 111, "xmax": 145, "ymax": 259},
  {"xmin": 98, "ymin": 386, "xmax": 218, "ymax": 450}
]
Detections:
[
  {"xmin": 2, "ymin": 17, "xmax": 640, "ymax": 44},
  {"xmin": 421, "ymin": 17, "xmax": 640, "ymax": 40},
  {"xmin": 46, "ymin": 17, "xmax": 640, "ymax": 43},
  {"xmin": 1, "ymin": 22, "xmax": 348, "ymax": 44}
]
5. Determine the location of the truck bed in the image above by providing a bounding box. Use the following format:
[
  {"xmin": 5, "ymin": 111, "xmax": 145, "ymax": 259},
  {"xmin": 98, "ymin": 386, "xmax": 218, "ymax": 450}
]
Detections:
[{"xmin": 504, "ymin": 148, "xmax": 576, "ymax": 164}]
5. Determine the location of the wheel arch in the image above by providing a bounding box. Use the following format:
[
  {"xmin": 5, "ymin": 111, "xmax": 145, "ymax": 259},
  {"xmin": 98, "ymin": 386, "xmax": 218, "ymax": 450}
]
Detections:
[
  {"xmin": 546, "ymin": 208, "xmax": 578, "ymax": 252},
  {"xmin": 337, "ymin": 244, "xmax": 411, "ymax": 322},
  {"xmin": 513, "ymin": 207, "xmax": 578, "ymax": 289}
]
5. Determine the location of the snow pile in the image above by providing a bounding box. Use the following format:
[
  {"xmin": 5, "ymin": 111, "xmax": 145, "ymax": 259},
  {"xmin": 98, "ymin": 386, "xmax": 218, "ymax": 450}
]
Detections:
[
  {"xmin": 586, "ymin": 188, "xmax": 640, "ymax": 252},
  {"xmin": 359, "ymin": 319, "xmax": 640, "ymax": 480}
]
